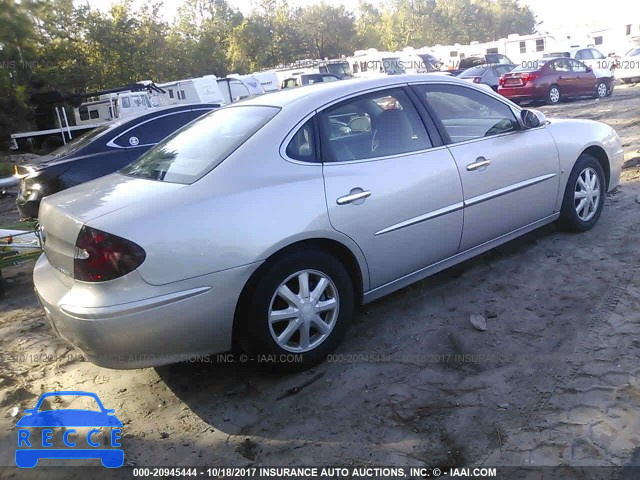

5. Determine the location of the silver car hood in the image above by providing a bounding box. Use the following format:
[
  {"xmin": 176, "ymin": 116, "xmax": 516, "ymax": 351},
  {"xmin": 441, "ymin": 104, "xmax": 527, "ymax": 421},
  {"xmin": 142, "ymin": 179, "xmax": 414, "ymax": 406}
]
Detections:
[{"xmin": 38, "ymin": 173, "xmax": 185, "ymax": 278}]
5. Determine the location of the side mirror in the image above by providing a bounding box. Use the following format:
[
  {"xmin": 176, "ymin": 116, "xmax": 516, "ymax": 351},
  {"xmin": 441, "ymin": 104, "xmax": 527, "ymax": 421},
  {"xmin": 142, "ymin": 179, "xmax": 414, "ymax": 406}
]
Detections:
[
  {"xmin": 586, "ymin": 66, "xmax": 593, "ymax": 72},
  {"xmin": 521, "ymin": 109, "xmax": 545, "ymax": 128}
]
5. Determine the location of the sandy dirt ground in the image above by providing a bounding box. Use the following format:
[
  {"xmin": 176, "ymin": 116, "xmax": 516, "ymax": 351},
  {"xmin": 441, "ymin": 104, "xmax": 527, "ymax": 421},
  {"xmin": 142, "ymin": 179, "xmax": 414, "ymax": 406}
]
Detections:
[{"xmin": 1, "ymin": 84, "xmax": 640, "ymax": 478}]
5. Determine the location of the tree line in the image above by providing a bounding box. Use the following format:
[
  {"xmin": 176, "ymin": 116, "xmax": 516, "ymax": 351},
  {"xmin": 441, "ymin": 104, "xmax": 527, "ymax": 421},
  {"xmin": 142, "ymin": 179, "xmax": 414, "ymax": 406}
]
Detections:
[{"xmin": 0, "ymin": 0, "xmax": 536, "ymax": 146}]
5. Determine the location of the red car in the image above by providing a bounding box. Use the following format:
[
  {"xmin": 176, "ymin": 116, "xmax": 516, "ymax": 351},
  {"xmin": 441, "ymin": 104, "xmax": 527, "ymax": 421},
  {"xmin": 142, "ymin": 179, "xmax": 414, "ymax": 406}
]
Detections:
[{"xmin": 498, "ymin": 58, "xmax": 605, "ymax": 105}]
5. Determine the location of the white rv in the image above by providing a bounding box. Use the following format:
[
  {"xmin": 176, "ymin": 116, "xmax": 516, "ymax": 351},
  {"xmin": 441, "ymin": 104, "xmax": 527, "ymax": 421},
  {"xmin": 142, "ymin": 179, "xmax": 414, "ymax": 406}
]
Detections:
[
  {"xmin": 348, "ymin": 49, "xmax": 406, "ymax": 77},
  {"xmin": 73, "ymin": 91, "xmax": 153, "ymax": 126},
  {"xmin": 249, "ymin": 71, "xmax": 281, "ymax": 92},
  {"xmin": 217, "ymin": 76, "xmax": 264, "ymax": 104},
  {"xmin": 156, "ymin": 75, "xmax": 225, "ymax": 106}
]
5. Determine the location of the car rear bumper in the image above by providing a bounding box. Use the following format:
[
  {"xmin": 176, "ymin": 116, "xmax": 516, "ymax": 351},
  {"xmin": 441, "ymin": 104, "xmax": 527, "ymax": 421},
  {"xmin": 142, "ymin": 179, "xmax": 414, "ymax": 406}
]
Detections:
[
  {"xmin": 33, "ymin": 253, "xmax": 259, "ymax": 369},
  {"xmin": 498, "ymin": 83, "xmax": 545, "ymax": 101}
]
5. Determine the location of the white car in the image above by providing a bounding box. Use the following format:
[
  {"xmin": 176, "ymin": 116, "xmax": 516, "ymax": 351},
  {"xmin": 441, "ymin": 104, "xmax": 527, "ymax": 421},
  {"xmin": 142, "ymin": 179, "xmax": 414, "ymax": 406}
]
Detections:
[{"xmin": 616, "ymin": 47, "xmax": 640, "ymax": 84}]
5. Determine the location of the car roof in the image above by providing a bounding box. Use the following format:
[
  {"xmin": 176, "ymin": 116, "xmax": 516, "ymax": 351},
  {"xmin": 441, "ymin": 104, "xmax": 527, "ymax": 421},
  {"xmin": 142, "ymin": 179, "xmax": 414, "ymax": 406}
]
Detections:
[
  {"xmin": 106, "ymin": 103, "xmax": 218, "ymax": 130},
  {"xmin": 237, "ymin": 74, "xmax": 489, "ymax": 110}
]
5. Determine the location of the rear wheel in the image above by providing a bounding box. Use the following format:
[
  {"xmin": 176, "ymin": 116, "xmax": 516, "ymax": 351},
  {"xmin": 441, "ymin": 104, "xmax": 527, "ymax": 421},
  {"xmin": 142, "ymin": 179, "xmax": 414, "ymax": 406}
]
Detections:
[
  {"xmin": 242, "ymin": 250, "xmax": 354, "ymax": 370},
  {"xmin": 547, "ymin": 85, "xmax": 561, "ymax": 104},
  {"xmin": 557, "ymin": 154, "xmax": 606, "ymax": 232}
]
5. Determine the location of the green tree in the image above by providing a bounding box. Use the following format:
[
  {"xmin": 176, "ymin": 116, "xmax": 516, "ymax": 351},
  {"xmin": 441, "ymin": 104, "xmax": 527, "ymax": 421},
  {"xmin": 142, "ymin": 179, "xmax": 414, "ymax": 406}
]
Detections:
[{"xmin": 296, "ymin": 2, "xmax": 356, "ymax": 59}]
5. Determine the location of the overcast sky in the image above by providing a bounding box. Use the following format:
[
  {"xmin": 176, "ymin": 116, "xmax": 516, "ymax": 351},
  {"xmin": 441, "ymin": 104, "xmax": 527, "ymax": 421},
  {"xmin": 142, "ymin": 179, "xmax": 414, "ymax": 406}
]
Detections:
[{"xmin": 83, "ymin": 0, "xmax": 639, "ymax": 37}]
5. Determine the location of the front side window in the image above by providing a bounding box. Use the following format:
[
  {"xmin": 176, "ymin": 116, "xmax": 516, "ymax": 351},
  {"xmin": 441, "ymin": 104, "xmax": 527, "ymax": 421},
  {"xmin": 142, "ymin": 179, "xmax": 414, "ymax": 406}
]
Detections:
[
  {"xmin": 414, "ymin": 84, "xmax": 518, "ymax": 144},
  {"xmin": 591, "ymin": 48, "xmax": 605, "ymax": 59},
  {"xmin": 319, "ymin": 88, "xmax": 431, "ymax": 163},
  {"xmin": 120, "ymin": 106, "xmax": 279, "ymax": 183}
]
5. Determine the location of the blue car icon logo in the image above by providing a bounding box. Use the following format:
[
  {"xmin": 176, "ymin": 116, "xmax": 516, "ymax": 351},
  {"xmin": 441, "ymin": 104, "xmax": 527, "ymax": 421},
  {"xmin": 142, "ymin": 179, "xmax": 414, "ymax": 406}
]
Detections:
[{"xmin": 16, "ymin": 391, "xmax": 124, "ymax": 468}]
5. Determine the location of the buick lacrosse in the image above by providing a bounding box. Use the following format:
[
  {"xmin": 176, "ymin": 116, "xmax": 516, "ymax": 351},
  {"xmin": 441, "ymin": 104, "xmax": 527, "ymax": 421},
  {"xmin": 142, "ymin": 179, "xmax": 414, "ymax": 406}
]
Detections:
[{"xmin": 34, "ymin": 75, "xmax": 624, "ymax": 369}]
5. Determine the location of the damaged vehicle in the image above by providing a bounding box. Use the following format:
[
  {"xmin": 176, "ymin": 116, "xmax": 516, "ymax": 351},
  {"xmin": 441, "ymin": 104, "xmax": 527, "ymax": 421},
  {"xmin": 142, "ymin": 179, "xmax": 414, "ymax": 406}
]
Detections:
[{"xmin": 33, "ymin": 75, "xmax": 623, "ymax": 370}]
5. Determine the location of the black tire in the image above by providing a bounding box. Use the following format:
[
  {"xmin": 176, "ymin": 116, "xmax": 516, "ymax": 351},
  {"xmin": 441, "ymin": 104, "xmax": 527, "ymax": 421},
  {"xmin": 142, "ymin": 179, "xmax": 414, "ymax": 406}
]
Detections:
[
  {"xmin": 546, "ymin": 84, "xmax": 561, "ymax": 104},
  {"xmin": 595, "ymin": 81, "xmax": 608, "ymax": 98},
  {"xmin": 557, "ymin": 154, "xmax": 606, "ymax": 232},
  {"xmin": 242, "ymin": 250, "xmax": 354, "ymax": 370}
]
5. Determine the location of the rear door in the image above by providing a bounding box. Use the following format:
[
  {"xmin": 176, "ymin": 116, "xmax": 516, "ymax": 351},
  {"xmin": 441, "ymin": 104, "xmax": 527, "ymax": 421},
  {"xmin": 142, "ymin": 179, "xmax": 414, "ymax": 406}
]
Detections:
[
  {"xmin": 317, "ymin": 87, "xmax": 464, "ymax": 289},
  {"xmin": 412, "ymin": 83, "xmax": 560, "ymax": 251},
  {"xmin": 550, "ymin": 59, "xmax": 576, "ymax": 95}
]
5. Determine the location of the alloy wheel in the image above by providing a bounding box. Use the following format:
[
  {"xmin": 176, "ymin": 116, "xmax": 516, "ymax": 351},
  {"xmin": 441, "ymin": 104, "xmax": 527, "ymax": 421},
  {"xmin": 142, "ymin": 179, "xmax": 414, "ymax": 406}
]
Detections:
[
  {"xmin": 574, "ymin": 167, "xmax": 600, "ymax": 222},
  {"xmin": 597, "ymin": 82, "xmax": 607, "ymax": 98},
  {"xmin": 268, "ymin": 269, "xmax": 339, "ymax": 353},
  {"xmin": 549, "ymin": 87, "xmax": 560, "ymax": 103}
]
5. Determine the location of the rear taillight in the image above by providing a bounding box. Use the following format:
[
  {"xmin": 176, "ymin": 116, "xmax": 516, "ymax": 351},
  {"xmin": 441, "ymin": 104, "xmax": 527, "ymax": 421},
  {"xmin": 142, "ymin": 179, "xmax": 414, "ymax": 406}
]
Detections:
[
  {"xmin": 522, "ymin": 72, "xmax": 539, "ymax": 83},
  {"xmin": 498, "ymin": 75, "xmax": 506, "ymax": 86},
  {"xmin": 473, "ymin": 77, "xmax": 482, "ymax": 83},
  {"xmin": 74, "ymin": 226, "xmax": 146, "ymax": 282}
]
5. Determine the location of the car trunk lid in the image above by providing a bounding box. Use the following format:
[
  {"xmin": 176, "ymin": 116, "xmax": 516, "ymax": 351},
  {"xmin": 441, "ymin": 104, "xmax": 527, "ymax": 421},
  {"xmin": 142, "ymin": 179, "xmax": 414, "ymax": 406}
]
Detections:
[
  {"xmin": 500, "ymin": 70, "xmax": 538, "ymax": 87},
  {"xmin": 38, "ymin": 173, "xmax": 185, "ymax": 279}
]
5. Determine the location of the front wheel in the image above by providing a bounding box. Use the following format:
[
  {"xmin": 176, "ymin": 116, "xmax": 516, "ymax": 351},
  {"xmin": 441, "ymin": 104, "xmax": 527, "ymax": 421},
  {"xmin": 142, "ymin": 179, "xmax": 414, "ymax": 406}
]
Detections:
[
  {"xmin": 547, "ymin": 85, "xmax": 561, "ymax": 104},
  {"xmin": 243, "ymin": 250, "xmax": 354, "ymax": 370},
  {"xmin": 557, "ymin": 154, "xmax": 606, "ymax": 232},
  {"xmin": 596, "ymin": 81, "xmax": 608, "ymax": 98}
]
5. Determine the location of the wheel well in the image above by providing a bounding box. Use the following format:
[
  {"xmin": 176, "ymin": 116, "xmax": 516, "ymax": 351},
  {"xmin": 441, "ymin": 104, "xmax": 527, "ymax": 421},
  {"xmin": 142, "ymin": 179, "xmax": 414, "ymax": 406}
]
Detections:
[
  {"xmin": 582, "ymin": 146, "xmax": 610, "ymax": 189},
  {"xmin": 231, "ymin": 238, "xmax": 365, "ymax": 347}
]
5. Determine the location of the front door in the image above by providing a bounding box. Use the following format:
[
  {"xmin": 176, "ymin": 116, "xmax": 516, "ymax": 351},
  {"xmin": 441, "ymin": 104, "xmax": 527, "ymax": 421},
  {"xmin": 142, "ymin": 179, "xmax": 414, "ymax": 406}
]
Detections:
[{"xmin": 411, "ymin": 83, "xmax": 561, "ymax": 251}]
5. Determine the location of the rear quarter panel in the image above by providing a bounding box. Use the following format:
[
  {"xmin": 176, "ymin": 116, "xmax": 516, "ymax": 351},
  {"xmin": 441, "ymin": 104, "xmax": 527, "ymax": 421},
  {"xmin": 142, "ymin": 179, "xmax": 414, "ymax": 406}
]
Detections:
[{"xmin": 88, "ymin": 115, "xmax": 370, "ymax": 288}]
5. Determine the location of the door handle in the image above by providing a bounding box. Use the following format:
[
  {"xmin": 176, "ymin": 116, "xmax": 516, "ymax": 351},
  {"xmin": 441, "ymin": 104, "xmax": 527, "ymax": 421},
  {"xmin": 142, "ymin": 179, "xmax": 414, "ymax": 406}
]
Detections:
[
  {"xmin": 466, "ymin": 158, "xmax": 491, "ymax": 171},
  {"xmin": 337, "ymin": 188, "xmax": 371, "ymax": 205}
]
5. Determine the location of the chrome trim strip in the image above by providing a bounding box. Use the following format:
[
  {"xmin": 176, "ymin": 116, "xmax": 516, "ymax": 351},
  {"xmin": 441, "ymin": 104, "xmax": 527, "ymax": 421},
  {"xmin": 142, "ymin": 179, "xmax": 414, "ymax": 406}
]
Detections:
[
  {"xmin": 60, "ymin": 286, "xmax": 211, "ymax": 320},
  {"xmin": 465, "ymin": 173, "xmax": 557, "ymax": 207},
  {"xmin": 363, "ymin": 213, "xmax": 559, "ymax": 303},
  {"xmin": 374, "ymin": 202, "xmax": 464, "ymax": 236}
]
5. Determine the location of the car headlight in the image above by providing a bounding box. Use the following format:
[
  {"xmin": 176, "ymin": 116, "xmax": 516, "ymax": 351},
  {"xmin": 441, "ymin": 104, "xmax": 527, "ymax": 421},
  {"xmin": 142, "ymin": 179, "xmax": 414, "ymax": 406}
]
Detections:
[{"xmin": 21, "ymin": 180, "xmax": 43, "ymax": 199}]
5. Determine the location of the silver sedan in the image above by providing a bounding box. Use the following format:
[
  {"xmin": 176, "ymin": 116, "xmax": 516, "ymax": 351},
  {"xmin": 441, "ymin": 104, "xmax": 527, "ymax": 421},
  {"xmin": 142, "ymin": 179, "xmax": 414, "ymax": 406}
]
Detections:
[{"xmin": 33, "ymin": 75, "xmax": 624, "ymax": 369}]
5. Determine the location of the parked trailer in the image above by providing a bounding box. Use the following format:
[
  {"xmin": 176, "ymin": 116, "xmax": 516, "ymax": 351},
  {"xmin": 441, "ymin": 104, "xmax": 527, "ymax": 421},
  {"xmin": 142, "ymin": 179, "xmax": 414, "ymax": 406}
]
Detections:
[{"xmin": 10, "ymin": 82, "xmax": 165, "ymax": 153}]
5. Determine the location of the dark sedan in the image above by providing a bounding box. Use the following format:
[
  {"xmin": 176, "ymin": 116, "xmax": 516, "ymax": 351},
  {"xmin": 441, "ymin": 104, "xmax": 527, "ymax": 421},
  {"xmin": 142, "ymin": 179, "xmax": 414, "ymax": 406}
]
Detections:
[
  {"xmin": 15, "ymin": 103, "xmax": 218, "ymax": 219},
  {"xmin": 497, "ymin": 58, "xmax": 603, "ymax": 105}
]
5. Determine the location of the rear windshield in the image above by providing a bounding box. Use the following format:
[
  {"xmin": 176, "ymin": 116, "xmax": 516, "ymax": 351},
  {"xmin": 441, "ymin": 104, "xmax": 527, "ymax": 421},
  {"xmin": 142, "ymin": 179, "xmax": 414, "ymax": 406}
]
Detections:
[
  {"xmin": 120, "ymin": 105, "xmax": 279, "ymax": 184},
  {"xmin": 511, "ymin": 60, "xmax": 543, "ymax": 72},
  {"xmin": 51, "ymin": 125, "xmax": 111, "ymax": 158}
]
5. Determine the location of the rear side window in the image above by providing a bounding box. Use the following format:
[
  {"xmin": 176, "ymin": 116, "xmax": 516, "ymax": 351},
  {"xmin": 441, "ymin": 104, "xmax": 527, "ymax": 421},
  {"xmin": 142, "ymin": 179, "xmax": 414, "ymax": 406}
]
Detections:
[
  {"xmin": 120, "ymin": 106, "xmax": 279, "ymax": 183},
  {"xmin": 286, "ymin": 120, "xmax": 316, "ymax": 162}
]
